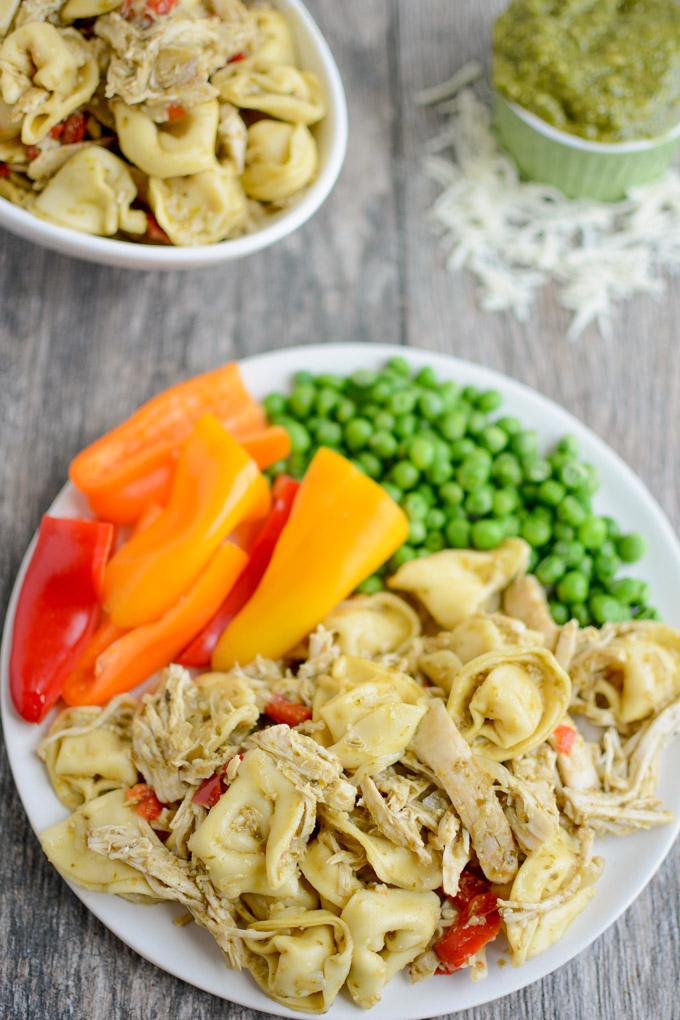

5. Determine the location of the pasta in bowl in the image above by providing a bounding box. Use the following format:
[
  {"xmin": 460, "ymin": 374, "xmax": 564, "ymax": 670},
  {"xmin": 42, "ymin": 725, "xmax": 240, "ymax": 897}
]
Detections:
[
  {"xmin": 34, "ymin": 548, "xmax": 680, "ymax": 1013},
  {"xmin": 0, "ymin": 0, "xmax": 346, "ymax": 267}
]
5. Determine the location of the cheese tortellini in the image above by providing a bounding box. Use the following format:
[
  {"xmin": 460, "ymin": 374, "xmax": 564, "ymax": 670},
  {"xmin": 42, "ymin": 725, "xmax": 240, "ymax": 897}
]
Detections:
[
  {"xmin": 0, "ymin": 0, "xmax": 325, "ymax": 244},
  {"xmin": 323, "ymin": 592, "xmax": 421, "ymax": 659},
  {"xmin": 447, "ymin": 647, "xmax": 571, "ymax": 760}
]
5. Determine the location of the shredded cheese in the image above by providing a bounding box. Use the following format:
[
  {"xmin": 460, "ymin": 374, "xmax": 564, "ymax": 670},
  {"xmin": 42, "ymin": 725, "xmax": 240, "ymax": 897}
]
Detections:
[{"xmin": 421, "ymin": 64, "xmax": 680, "ymax": 339}]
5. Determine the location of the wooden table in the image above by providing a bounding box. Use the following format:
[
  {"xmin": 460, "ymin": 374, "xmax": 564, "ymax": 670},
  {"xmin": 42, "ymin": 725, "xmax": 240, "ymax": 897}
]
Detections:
[{"xmin": 1, "ymin": 2, "xmax": 679, "ymax": 1018}]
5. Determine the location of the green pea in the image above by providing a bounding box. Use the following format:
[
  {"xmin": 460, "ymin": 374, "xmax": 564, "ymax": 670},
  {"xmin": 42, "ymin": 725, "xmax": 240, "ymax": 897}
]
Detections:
[
  {"xmin": 458, "ymin": 456, "xmax": 491, "ymax": 492},
  {"xmin": 556, "ymin": 434, "xmax": 580, "ymax": 457},
  {"xmin": 559, "ymin": 460, "xmax": 590, "ymax": 490},
  {"xmin": 409, "ymin": 518, "xmax": 427, "ymax": 545},
  {"xmin": 466, "ymin": 487, "xmax": 494, "ymax": 517},
  {"xmin": 445, "ymin": 518, "xmax": 471, "ymax": 548},
  {"xmin": 418, "ymin": 484, "xmax": 436, "ymax": 507},
  {"xmin": 570, "ymin": 603, "xmax": 590, "ymax": 626},
  {"xmin": 440, "ymin": 481, "xmax": 464, "ymax": 507},
  {"xmin": 357, "ymin": 451, "xmax": 381, "ymax": 478},
  {"xmin": 285, "ymin": 420, "xmax": 311, "ymax": 453},
  {"xmin": 345, "ymin": 417, "xmax": 373, "ymax": 451},
  {"xmin": 449, "ymin": 438, "xmax": 476, "ymax": 462},
  {"xmin": 408, "ymin": 435, "xmax": 436, "ymax": 469},
  {"xmin": 510, "ymin": 430, "xmax": 538, "ymax": 458},
  {"xmin": 439, "ymin": 409, "xmax": 468, "ymax": 441},
  {"xmin": 426, "ymin": 508, "xmax": 446, "ymax": 530},
  {"xmin": 389, "ymin": 390, "xmax": 417, "ymax": 416},
  {"xmin": 581, "ymin": 555, "xmax": 594, "ymax": 578},
  {"xmin": 374, "ymin": 411, "xmax": 395, "ymax": 432},
  {"xmin": 467, "ymin": 410, "xmax": 487, "ymax": 436},
  {"xmin": 370, "ymin": 430, "xmax": 398, "ymax": 460},
  {"xmin": 536, "ymin": 555, "xmax": 567, "ymax": 586},
  {"xmin": 617, "ymin": 533, "xmax": 647, "ymax": 563},
  {"xmin": 608, "ymin": 577, "xmax": 645, "ymax": 604},
  {"xmin": 419, "ymin": 391, "xmax": 444, "ymax": 421},
  {"xmin": 603, "ymin": 516, "xmax": 621, "ymax": 538},
  {"xmin": 590, "ymin": 593, "xmax": 631, "ymax": 624},
  {"xmin": 462, "ymin": 385, "xmax": 480, "ymax": 402},
  {"xmin": 438, "ymin": 381, "xmax": 461, "ymax": 409},
  {"xmin": 497, "ymin": 415, "xmax": 522, "ymax": 435},
  {"xmin": 391, "ymin": 461, "xmax": 419, "ymax": 491},
  {"xmin": 492, "ymin": 452, "xmax": 522, "ymax": 487},
  {"xmin": 520, "ymin": 482, "xmax": 539, "ymax": 504},
  {"xmin": 426, "ymin": 459, "xmax": 453, "ymax": 485},
  {"xmin": 493, "ymin": 488, "xmax": 519, "ymax": 516},
  {"xmin": 357, "ymin": 574, "xmax": 384, "ymax": 594},
  {"xmin": 268, "ymin": 459, "xmax": 289, "ymax": 477},
  {"xmin": 351, "ymin": 369, "xmax": 377, "ymax": 389},
  {"xmin": 481, "ymin": 425, "xmax": 508, "ymax": 454},
  {"xmin": 315, "ymin": 387, "xmax": 339, "ymax": 417},
  {"xmin": 293, "ymin": 370, "xmax": 315, "ymax": 386},
  {"xmin": 395, "ymin": 413, "xmax": 418, "ymax": 439},
  {"xmin": 362, "ymin": 402, "xmax": 381, "ymax": 420},
  {"xmin": 593, "ymin": 551, "xmax": 621, "ymax": 582},
  {"xmin": 415, "ymin": 366, "xmax": 438, "ymax": 388},
  {"xmin": 471, "ymin": 518, "xmax": 504, "ymax": 550},
  {"xmin": 263, "ymin": 392, "xmax": 287, "ymax": 418},
  {"xmin": 582, "ymin": 463, "xmax": 600, "ymax": 494},
  {"xmin": 532, "ymin": 505, "xmax": 553, "ymax": 523},
  {"xmin": 389, "ymin": 544, "xmax": 416, "ymax": 570},
  {"xmin": 521, "ymin": 515, "xmax": 552, "ymax": 547},
  {"xmin": 636, "ymin": 607, "xmax": 661, "ymax": 620},
  {"xmin": 382, "ymin": 482, "xmax": 402, "ymax": 504},
  {"xmin": 549, "ymin": 601, "xmax": 570, "ymax": 625},
  {"xmin": 557, "ymin": 495, "xmax": 587, "ymax": 527},
  {"xmin": 387, "ymin": 356, "xmax": 411, "ymax": 376},
  {"xmin": 403, "ymin": 493, "xmax": 428, "ymax": 520},
  {"xmin": 523, "ymin": 458, "xmax": 551, "ymax": 483},
  {"xmin": 556, "ymin": 570, "xmax": 589, "ymax": 604},
  {"xmin": 425, "ymin": 531, "xmax": 446, "ymax": 552},
  {"xmin": 538, "ymin": 479, "xmax": 566, "ymax": 507},
  {"xmin": 578, "ymin": 516, "xmax": 608, "ymax": 550},
  {"xmin": 476, "ymin": 389, "xmax": 503, "ymax": 413},
  {"xmin": 314, "ymin": 420, "xmax": 342, "ymax": 446},
  {"xmin": 335, "ymin": 398, "xmax": 356, "ymax": 424},
  {"xmin": 552, "ymin": 539, "xmax": 585, "ymax": 567},
  {"xmin": 554, "ymin": 522, "xmax": 575, "ymax": 541},
  {"xmin": 369, "ymin": 379, "xmax": 393, "ymax": 404},
  {"xmin": 315, "ymin": 372, "xmax": 345, "ymax": 390}
]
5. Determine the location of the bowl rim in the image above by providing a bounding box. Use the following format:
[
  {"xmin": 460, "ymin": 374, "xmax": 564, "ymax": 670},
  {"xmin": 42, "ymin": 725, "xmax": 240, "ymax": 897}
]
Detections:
[
  {"xmin": 496, "ymin": 91, "xmax": 680, "ymax": 154},
  {"xmin": 0, "ymin": 0, "xmax": 348, "ymax": 269}
]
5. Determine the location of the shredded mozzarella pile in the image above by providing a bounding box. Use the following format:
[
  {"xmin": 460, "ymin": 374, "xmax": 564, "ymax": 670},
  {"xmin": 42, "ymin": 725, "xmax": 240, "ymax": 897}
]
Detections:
[{"xmin": 419, "ymin": 64, "xmax": 680, "ymax": 339}]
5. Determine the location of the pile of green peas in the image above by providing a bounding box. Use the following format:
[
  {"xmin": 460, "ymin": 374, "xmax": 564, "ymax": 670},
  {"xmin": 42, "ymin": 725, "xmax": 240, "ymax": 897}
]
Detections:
[{"xmin": 262, "ymin": 357, "xmax": 657, "ymax": 627}]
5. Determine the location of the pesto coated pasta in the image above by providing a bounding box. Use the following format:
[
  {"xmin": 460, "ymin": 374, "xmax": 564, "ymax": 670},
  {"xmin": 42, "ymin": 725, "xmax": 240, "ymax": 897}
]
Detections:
[{"xmin": 0, "ymin": 0, "xmax": 325, "ymax": 244}]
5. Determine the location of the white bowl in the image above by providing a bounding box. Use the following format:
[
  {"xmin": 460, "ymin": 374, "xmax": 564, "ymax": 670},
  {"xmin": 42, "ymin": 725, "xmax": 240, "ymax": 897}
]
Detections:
[{"xmin": 0, "ymin": 0, "xmax": 348, "ymax": 270}]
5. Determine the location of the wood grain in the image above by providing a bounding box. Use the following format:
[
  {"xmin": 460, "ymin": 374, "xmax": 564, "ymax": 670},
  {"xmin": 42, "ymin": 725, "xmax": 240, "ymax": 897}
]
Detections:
[{"xmin": 0, "ymin": 1, "xmax": 678, "ymax": 1018}]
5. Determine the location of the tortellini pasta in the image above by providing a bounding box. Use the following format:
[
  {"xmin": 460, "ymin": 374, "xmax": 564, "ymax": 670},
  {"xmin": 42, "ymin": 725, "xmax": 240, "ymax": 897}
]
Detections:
[
  {"xmin": 148, "ymin": 166, "xmax": 248, "ymax": 246},
  {"xmin": 112, "ymin": 99, "xmax": 218, "ymax": 178},
  {"xmin": 388, "ymin": 538, "xmax": 530, "ymax": 628},
  {"xmin": 323, "ymin": 592, "xmax": 421, "ymax": 658},
  {"xmin": 243, "ymin": 909, "xmax": 352, "ymax": 1013},
  {"xmin": 341, "ymin": 887, "xmax": 440, "ymax": 1008},
  {"xmin": 0, "ymin": 24, "xmax": 98, "ymax": 142},
  {"xmin": 447, "ymin": 647, "xmax": 571, "ymax": 760},
  {"xmin": 241, "ymin": 119, "xmax": 316, "ymax": 202},
  {"xmin": 300, "ymin": 830, "xmax": 363, "ymax": 909},
  {"xmin": 214, "ymin": 64, "xmax": 326, "ymax": 125},
  {"xmin": 0, "ymin": 0, "xmax": 20, "ymax": 38},
  {"xmin": 39, "ymin": 790, "xmax": 160, "ymax": 900},
  {"xmin": 34, "ymin": 147, "xmax": 146, "ymax": 235},
  {"xmin": 248, "ymin": 8, "xmax": 296, "ymax": 69},
  {"xmin": 188, "ymin": 749, "xmax": 313, "ymax": 899},
  {"xmin": 61, "ymin": 0, "xmax": 122, "ymax": 19},
  {"xmin": 571, "ymin": 621, "xmax": 680, "ymax": 725}
]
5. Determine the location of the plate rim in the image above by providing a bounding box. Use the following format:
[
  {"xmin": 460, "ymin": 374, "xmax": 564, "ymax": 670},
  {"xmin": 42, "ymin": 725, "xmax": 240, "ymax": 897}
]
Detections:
[{"xmin": 3, "ymin": 341, "xmax": 680, "ymax": 1019}]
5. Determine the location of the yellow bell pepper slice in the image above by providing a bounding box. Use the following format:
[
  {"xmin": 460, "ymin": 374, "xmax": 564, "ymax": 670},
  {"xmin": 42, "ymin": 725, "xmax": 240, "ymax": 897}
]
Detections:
[
  {"xmin": 212, "ymin": 447, "xmax": 409, "ymax": 669},
  {"xmin": 103, "ymin": 414, "xmax": 269, "ymax": 628}
]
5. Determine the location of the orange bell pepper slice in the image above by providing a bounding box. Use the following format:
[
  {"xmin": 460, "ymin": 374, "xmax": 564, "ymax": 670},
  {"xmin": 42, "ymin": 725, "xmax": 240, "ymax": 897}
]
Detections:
[
  {"xmin": 85, "ymin": 425, "xmax": 291, "ymax": 524},
  {"xmin": 102, "ymin": 415, "xmax": 269, "ymax": 628},
  {"xmin": 212, "ymin": 448, "xmax": 409, "ymax": 669},
  {"xmin": 70, "ymin": 362, "xmax": 268, "ymax": 524},
  {"xmin": 63, "ymin": 542, "xmax": 248, "ymax": 706}
]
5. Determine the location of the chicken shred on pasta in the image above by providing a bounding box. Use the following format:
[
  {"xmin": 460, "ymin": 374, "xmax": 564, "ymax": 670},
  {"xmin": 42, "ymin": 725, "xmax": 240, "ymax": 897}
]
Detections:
[
  {"xmin": 0, "ymin": 0, "xmax": 325, "ymax": 243},
  {"xmin": 37, "ymin": 542, "xmax": 680, "ymax": 1012}
]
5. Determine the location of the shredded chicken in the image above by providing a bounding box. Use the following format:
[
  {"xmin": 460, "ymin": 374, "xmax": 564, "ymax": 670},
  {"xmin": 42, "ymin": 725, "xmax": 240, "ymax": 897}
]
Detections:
[{"xmin": 503, "ymin": 575, "xmax": 559, "ymax": 646}]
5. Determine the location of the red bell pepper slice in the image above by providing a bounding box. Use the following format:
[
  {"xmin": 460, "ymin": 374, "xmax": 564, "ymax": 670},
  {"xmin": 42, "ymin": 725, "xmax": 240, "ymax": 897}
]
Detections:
[
  {"xmin": 434, "ymin": 869, "xmax": 502, "ymax": 973},
  {"xmin": 177, "ymin": 476, "xmax": 299, "ymax": 667},
  {"xmin": 10, "ymin": 516, "xmax": 114, "ymax": 722},
  {"xmin": 553, "ymin": 723, "xmax": 577, "ymax": 755},
  {"xmin": 264, "ymin": 697, "xmax": 312, "ymax": 727},
  {"xmin": 126, "ymin": 783, "xmax": 165, "ymax": 820},
  {"xmin": 192, "ymin": 773, "xmax": 225, "ymax": 808}
]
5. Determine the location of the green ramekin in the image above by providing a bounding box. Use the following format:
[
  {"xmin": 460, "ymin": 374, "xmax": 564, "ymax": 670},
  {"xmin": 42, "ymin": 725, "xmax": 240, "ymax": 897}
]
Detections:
[{"xmin": 494, "ymin": 92, "xmax": 680, "ymax": 201}]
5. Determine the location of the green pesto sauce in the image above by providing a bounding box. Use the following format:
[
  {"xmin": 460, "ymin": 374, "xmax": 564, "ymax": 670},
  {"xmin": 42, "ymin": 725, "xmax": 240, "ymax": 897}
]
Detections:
[{"xmin": 493, "ymin": 0, "xmax": 680, "ymax": 142}]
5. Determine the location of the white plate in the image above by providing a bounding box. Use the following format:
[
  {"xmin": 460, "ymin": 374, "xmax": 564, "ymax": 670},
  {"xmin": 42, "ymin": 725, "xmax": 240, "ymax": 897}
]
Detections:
[{"xmin": 3, "ymin": 343, "xmax": 680, "ymax": 1020}]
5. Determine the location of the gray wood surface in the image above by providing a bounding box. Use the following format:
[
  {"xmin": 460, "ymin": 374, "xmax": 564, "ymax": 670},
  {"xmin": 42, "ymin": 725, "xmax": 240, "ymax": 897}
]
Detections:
[{"xmin": 1, "ymin": 1, "xmax": 679, "ymax": 1018}]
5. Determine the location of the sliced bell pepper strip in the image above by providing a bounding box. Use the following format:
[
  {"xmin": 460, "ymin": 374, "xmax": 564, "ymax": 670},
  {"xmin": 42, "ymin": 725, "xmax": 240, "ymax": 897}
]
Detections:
[
  {"xmin": 178, "ymin": 476, "xmax": 300, "ymax": 667},
  {"xmin": 102, "ymin": 415, "xmax": 268, "ymax": 628},
  {"xmin": 126, "ymin": 783, "xmax": 165, "ymax": 820},
  {"xmin": 70, "ymin": 362, "xmax": 267, "ymax": 524},
  {"xmin": 84, "ymin": 425, "xmax": 290, "ymax": 525},
  {"xmin": 434, "ymin": 870, "xmax": 502, "ymax": 973},
  {"xmin": 10, "ymin": 517, "xmax": 114, "ymax": 722},
  {"xmin": 212, "ymin": 448, "xmax": 409, "ymax": 669},
  {"xmin": 264, "ymin": 697, "xmax": 312, "ymax": 727},
  {"xmin": 63, "ymin": 542, "xmax": 248, "ymax": 706}
]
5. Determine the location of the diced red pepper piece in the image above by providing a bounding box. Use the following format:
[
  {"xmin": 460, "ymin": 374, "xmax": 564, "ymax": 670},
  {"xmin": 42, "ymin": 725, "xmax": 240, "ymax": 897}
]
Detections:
[
  {"xmin": 166, "ymin": 104, "xmax": 186, "ymax": 122},
  {"xmin": 228, "ymin": 51, "xmax": 246, "ymax": 63},
  {"xmin": 25, "ymin": 146, "xmax": 39, "ymax": 161},
  {"xmin": 145, "ymin": 211, "xmax": 171, "ymax": 245},
  {"xmin": 147, "ymin": 0, "xmax": 179, "ymax": 13},
  {"xmin": 264, "ymin": 697, "xmax": 312, "ymax": 727},
  {"xmin": 126, "ymin": 783, "xmax": 165, "ymax": 820},
  {"xmin": 554, "ymin": 723, "xmax": 577, "ymax": 755},
  {"xmin": 49, "ymin": 123, "xmax": 64, "ymax": 140},
  {"xmin": 0, "ymin": 162, "xmax": 10, "ymax": 178},
  {"xmin": 178, "ymin": 477, "xmax": 300, "ymax": 667},
  {"xmin": 435, "ymin": 869, "xmax": 502, "ymax": 973},
  {"xmin": 61, "ymin": 112, "xmax": 87, "ymax": 145},
  {"xmin": 9, "ymin": 516, "xmax": 114, "ymax": 722},
  {"xmin": 192, "ymin": 773, "xmax": 225, "ymax": 808}
]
